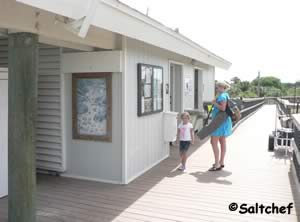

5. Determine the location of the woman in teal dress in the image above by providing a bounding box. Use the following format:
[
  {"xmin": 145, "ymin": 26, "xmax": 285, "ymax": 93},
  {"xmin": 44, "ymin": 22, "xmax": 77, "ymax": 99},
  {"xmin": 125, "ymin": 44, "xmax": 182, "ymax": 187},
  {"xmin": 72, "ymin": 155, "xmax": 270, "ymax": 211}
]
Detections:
[{"xmin": 209, "ymin": 81, "xmax": 232, "ymax": 171}]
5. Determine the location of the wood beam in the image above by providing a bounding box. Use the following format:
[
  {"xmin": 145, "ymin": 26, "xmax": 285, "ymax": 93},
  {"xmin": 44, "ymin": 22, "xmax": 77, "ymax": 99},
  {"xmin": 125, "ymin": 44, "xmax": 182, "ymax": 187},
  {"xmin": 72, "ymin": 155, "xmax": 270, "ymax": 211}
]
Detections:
[
  {"xmin": 8, "ymin": 32, "xmax": 37, "ymax": 222},
  {"xmin": 39, "ymin": 36, "xmax": 95, "ymax": 51},
  {"xmin": 0, "ymin": 0, "xmax": 117, "ymax": 50}
]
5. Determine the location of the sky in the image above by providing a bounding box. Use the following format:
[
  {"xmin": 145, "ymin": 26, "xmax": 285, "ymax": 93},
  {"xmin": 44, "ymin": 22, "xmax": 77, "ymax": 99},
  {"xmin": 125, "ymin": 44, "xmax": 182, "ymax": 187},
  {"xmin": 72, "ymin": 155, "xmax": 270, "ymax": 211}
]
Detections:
[{"xmin": 121, "ymin": 0, "xmax": 299, "ymax": 83}]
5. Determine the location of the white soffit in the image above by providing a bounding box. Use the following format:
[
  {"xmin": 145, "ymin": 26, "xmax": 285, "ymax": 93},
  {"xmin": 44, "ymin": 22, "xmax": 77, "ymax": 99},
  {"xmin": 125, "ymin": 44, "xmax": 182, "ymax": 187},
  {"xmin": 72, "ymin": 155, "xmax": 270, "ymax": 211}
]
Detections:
[{"xmin": 16, "ymin": 0, "xmax": 231, "ymax": 69}]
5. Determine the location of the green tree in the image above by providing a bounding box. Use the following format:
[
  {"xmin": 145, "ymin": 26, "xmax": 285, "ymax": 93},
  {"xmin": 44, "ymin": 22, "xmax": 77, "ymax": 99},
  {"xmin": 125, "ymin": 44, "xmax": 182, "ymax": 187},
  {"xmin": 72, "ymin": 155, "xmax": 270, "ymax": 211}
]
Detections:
[
  {"xmin": 224, "ymin": 75, "xmax": 297, "ymax": 98},
  {"xmin": 252, "ymin": 76, "xmax": 281, "ymax": 89},
  {"xmin": 239, "ymin": 81, "xmax": 251, "ymax": 92},
  {"xmin": 228, "ymin": 84, "xmax": 242, "ymax": 98},
  {"xmin": 230, "ymin": 76, "xmax": 241, "ymax": 84}
]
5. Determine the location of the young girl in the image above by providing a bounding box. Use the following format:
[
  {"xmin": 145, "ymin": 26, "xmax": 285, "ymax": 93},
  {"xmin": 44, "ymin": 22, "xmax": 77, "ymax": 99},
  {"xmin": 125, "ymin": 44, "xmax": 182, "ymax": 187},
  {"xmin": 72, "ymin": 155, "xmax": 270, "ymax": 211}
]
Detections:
[{"xmin": 176, "ymin": 112, "xmax": 194, "ymax": 171}]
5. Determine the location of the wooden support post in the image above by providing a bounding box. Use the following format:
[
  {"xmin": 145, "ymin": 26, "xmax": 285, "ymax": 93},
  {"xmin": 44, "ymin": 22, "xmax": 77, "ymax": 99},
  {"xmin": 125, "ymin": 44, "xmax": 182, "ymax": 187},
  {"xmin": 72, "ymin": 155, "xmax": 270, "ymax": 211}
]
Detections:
[{"xmin": 8, "ymin": 33, "xmax": 38, "ymax": 222}]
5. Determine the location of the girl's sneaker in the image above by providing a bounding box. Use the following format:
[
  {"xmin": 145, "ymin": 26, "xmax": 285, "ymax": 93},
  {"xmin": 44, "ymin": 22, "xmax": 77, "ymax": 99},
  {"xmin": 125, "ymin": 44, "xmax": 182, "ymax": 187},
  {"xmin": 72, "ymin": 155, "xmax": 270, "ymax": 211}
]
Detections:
[{"xmin": 178, "ymin": 165, "xmax": 185, "ymax": 171}]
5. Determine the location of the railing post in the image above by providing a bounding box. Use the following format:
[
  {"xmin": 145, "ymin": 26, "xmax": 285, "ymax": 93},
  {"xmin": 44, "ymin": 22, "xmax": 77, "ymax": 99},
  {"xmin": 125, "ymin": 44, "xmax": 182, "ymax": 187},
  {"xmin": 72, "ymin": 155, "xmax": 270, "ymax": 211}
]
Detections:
[{"xmin": 8, "ymin": 32, "xmax": 38, "ymax": 222}]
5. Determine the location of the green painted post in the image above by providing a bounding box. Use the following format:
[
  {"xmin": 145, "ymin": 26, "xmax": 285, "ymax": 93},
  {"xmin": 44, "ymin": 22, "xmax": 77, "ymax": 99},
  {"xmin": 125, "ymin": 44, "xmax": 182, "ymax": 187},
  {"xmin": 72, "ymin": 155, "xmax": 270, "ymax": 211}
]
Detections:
[{"xmin": 8, "ymin": 33, "xmax": 38, "ymax": 222}]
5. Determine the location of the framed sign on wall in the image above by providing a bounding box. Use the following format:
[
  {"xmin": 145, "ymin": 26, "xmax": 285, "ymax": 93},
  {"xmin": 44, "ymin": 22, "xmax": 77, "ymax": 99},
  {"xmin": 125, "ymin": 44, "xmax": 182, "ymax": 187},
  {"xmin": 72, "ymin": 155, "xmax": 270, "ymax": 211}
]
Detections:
[
  {"xmin": 72, "ymin": 73, "xmax": 112, "ymax": 142},
  {"xmin": 137, "ymin": 63, "xmax": 163, "ymax": 116}
]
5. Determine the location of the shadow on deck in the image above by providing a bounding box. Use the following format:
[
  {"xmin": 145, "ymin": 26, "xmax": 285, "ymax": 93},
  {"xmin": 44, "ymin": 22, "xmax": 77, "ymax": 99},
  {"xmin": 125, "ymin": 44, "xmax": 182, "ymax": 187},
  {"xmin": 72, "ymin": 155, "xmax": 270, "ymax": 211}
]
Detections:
[{"xmin": 1, "ymin": 105, "xmax": 300, "ymax": 222}]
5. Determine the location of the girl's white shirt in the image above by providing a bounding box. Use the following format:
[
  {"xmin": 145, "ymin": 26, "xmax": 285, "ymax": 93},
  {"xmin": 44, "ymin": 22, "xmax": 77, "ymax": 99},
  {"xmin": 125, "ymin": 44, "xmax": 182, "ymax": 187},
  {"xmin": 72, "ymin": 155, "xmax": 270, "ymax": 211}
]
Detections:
[{"xmin": 178, "ymin": 122, "xmax": 193, "ymax": 141}]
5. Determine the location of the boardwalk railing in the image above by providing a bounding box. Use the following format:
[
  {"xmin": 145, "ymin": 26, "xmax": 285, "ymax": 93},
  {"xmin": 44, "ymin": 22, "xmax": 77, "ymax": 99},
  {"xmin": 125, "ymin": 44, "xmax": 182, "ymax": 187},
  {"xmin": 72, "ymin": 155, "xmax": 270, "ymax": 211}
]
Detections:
[
  {"xmin": 281, "ymin": 96, "xmax": 300, "ymax": 104},
  {"xmin": 284, "ymin": 98, "xmax": 299, "ymax": 114},
  {"xmin": 292, "ymin": 115, "xmax": 300, "ymax": 183},
  {"xmin": 270, "ymin": 96, "xmax": 300, "ymax": 185},
  {"xmin": 269, "ymin": 97, "xmax": 300, "ymax": 115},
  {"xmin": 233, "ymin": 97, "xmax": 265, "ymax": 121}
]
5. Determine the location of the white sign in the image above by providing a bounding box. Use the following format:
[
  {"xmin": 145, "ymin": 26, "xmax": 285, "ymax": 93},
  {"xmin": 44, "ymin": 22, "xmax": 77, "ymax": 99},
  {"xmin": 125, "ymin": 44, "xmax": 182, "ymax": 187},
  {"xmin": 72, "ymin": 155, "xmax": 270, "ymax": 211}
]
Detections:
[{"xmin": 184, "ymin": 78, "xmax": 193, "ymax": 96}]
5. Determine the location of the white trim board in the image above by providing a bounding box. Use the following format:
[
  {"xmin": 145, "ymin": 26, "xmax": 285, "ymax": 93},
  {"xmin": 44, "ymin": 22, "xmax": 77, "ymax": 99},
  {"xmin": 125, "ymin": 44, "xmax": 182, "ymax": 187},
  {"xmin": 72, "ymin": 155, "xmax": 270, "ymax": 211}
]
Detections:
[
  {"xmin": 39, "ymin": 36, "xmax": 94, "ymax": 52},
  {"xmin": 121, "ymin": 36, "xmax": 128, "ymax": 184},
  {"xmin": 0, "ymin": 77, "xmax": 8, "ymax": 198},
  {"xmin": 62, "ymin": 51, "xmax": 122, "ymax": 73},
  {"xmin": 169, "ymin": 60, "xmax": 184, "ymax": 66},
  {"xmin": 61, "ymin": 173, "xmax": 122, "ymax": 185},
  {"xmin": 60, "ymin": 48, "xmax": 67, "ymax": 172}
]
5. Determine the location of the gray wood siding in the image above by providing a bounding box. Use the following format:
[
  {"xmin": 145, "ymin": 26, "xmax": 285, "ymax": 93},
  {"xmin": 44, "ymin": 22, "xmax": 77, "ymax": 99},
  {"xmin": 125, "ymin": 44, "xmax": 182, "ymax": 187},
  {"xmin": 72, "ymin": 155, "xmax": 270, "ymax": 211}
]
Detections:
[
  {"xmin": 125, "ymin": 38, "xmax": 215, "ymax": 182},
  {"xmin": 125, "ymin": 39, "xmax": 174, "ymax": 182},
  {"xmin": 37, "ymin": 44, "xmax": 64, "ymax": 172},
  {"xmin": 61, "ymin": 49, "xmax": 123, "ymax": 183},
  {"xmin": 63, "ymin": 72, "xmax": 123, "ymax": 183}
]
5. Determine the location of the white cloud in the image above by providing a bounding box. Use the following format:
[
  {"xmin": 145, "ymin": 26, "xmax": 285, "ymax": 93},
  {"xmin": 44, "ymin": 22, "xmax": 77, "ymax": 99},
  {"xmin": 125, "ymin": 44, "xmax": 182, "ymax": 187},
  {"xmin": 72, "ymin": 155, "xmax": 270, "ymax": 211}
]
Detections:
[{"xmin": 121, "ymin": 0, "xmax": 299, "ymax": 83}]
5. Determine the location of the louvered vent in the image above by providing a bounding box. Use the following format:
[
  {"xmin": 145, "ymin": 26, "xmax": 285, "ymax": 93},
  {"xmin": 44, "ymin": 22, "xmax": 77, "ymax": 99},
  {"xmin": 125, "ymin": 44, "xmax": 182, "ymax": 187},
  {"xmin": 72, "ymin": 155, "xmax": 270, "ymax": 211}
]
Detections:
[
  {"xmin": 36, "ymin": 44, "xmax": 64, "ymax": 172},
  {"xmin": 0, "ymin": 38, "xmax": 8, "ymax": 67},
  {"xmin": 1, "ymin": 38, "xmax": 65, "ymax": 172}
]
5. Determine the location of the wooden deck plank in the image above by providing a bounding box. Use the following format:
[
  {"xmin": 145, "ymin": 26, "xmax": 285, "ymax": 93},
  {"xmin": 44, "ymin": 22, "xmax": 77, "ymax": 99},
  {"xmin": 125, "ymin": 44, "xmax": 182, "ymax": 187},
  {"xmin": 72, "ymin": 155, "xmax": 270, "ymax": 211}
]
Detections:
[
  {"xmin": 37, "ymin": 172, "xmax": 300, "ymax": 215},
  {"xmin": 36, "ymin": 175, "xmax": 299, "ymax": 215},
  {"xmin": 1, "ymin": 105, "xmax": 300, "ymax": 221},
  {"xmin": 35, "ymin": 193, "xmax": 243, "ymax": 222},
  {"xmin": 36, "ymin": 198, "xmax": 178, "ymax": 222},
  {"xmin": 35, "ymin": 182, "xmax": 296, "ymax": 222}
]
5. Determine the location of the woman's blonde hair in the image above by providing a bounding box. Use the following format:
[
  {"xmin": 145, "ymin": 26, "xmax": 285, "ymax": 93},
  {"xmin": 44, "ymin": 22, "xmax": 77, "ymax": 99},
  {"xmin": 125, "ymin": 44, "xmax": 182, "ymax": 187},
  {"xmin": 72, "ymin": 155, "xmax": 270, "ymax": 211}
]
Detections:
[
  {"xmin": 216, "ymin": 81, "xmax": 230, "ymax": 90},
  {"xmin": 180, "ymin": 112, "xmax": 190, "ymax": 120}
]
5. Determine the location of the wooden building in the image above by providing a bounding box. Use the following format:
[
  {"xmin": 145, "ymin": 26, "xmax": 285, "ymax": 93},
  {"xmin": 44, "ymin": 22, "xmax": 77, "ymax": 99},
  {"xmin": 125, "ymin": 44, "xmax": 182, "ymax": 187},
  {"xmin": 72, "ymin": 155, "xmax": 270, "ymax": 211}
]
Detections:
[{"xmin": 0, "ymin": 0, "xmax": 231, "ymax": 220}]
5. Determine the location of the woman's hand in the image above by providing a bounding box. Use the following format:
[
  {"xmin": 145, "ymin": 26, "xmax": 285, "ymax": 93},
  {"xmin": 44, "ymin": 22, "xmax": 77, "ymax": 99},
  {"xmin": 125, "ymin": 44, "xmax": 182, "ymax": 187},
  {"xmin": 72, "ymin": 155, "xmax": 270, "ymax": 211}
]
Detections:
[
  {"xmin": 212, "ymin": 99, "xmax": 216, "ymax": 105},
  {"xmin": 212, "ymin": 99, "xmax": 226, "ymax": 111},
  {"xmin": 218, "ymin": 101, "xmax": 227, "ymax": 111}
]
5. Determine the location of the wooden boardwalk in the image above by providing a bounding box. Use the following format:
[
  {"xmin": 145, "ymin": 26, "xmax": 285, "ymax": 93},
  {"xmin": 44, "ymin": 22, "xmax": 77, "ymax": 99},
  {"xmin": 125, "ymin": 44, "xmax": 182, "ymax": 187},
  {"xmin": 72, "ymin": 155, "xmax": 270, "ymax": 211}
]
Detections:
[{"xmin": 1, "ymin": 105, "xmax": 300, "ymax": 222}]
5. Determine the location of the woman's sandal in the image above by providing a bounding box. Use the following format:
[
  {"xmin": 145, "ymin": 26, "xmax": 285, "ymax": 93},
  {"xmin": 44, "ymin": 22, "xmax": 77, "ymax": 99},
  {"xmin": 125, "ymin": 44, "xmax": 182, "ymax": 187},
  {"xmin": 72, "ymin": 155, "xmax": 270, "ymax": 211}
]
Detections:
[
  {"xmin": 212, "ymin": 163, "xmax": 225, "ymax": 169},
  {"xmin": 208, "ymin": 165, "xmax": 222, "ymax": 171}
]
